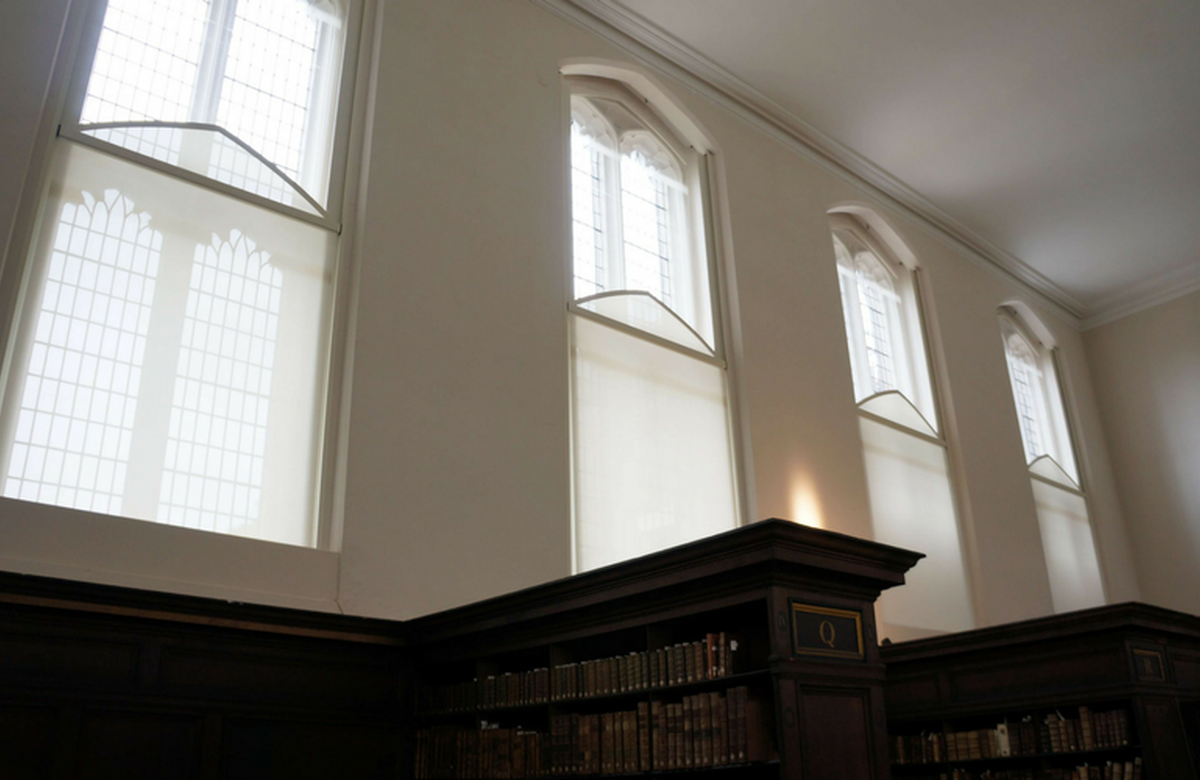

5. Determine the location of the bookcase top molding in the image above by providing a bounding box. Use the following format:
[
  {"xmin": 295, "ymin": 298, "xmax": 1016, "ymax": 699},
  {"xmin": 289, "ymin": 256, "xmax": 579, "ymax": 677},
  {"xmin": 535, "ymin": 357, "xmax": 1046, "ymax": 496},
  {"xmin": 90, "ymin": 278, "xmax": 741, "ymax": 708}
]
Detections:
[
  {"xmin": 880, "ymin": 602, "xmax": 1200, "ymax": 665},
  {"xmin": 407, "ymin": 518, "xmax": 924, "ymax": 645},
  {"xmin": 0, "ymin": 568, "xmax": 408, "ymax": 647}
]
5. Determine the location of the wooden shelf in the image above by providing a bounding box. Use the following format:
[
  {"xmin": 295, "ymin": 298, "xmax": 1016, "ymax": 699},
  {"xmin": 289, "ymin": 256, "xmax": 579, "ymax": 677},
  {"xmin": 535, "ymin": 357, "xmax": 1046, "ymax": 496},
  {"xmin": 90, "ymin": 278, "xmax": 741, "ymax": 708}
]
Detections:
[
  {"xmin": 891, "ymin": 744, "xmax": 1142, "ymax": 769},
  {"xmin": 409, "ymin": 519, "xmax": 922, "ymax": 779},
  {"xmin": 881, "ymin": 604, "xmax": 1200, "ymax": 779}
]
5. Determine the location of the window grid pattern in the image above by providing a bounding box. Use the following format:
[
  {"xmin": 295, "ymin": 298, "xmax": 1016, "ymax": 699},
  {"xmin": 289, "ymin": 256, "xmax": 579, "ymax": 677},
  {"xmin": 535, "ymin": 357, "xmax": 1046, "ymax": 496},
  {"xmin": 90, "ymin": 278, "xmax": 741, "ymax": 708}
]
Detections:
[
  {"xmin": 1008, "ymin": 354, "xmax": 1043, "ymax": 462},
  {"xmin": 207, "ymin": 132, "xmax": 295, "ymax": 208},
  {"xmin": 856, "ymin": 274, "xmax": 896, "ymax": 393},
  {"xmin": 620, "ymin": 151, "xmax": 672, "ymax": 306},
  {"xmin": 4, "ymin": 190, "xmax": 159, "ymax": 514},
  {"xmin": 217, "ymin": 0, "xmax": 320, "ymax": 182},
  {"xmin": 87, "ymin": 125, "xmax": 185, "ymax": 167},
  {"xmin": 157, "ymin": 231, "xmax": 281, "ymax": 533},
  {"xmin": 571, "ymin": 122, "xmax": 607, "ymax": 298},
  {"xmin": 81, "ymin": 0, "xmax": 209, "ymax": 125}
]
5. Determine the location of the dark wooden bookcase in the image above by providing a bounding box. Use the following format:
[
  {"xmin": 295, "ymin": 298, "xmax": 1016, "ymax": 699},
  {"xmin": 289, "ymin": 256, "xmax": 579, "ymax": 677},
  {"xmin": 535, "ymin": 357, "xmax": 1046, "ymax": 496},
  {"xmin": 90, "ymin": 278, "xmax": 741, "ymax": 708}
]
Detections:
[
  {"xmin": 0, "ymin": 519, "xmax": 921, "ymax": 779},
  {"xmin": 0, "ymin": 570, "xmax": 408, "ymax": 779},
  {"xmin": 881, "ymin": 603, "xmax": 1200, "ymax": 780},
  {"xmin": 404, "ymin": 519, "xmax": 922, "ymax": 780}
]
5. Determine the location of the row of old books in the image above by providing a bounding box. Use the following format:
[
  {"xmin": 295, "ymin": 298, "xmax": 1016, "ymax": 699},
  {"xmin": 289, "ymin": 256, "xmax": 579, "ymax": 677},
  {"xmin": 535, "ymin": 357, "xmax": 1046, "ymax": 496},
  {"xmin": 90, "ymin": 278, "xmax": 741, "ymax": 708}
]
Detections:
[
  {"xmin": 890, "ymin": 708, "xmax": 1133, "ymax": 764},
  {"xmin": 552, "ymin": 633, "xmax": 740, "ymax": 701},
  {"xmin": 1045, "ymin": 708, "xmax": 1132, "ymax": 752},
  {"xmin": 414, "ymin": 727, "xmax": 545, "ymax": 779},
  {"xmin": 900, "ymin": 758, "xmax": 1141, "ymax": 780},
  {"xmin": 549, "ymin": 686, "xmax": 771, "ymax": 775},
  {"xmin": 412, "ymin": 686, "xmax": 771, "ymax": 778},
  {"xmin": 419, "ymin": 670, "xmax": 552, "ymax": 715},
  {"xmin": 419, "ymin": 633, "xmax": 742, "ymax": 715}
]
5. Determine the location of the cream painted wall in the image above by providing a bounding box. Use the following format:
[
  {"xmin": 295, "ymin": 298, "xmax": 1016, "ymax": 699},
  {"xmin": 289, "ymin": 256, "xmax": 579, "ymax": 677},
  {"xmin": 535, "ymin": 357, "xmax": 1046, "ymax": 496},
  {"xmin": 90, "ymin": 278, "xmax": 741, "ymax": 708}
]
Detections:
[
  {"xmin": 0, "ymin": 0, "xmax": 68, "ymax": 279},
  {"xmin": 0, "ymin": 0, "xmax": 1145, "ymax": 630},
  {"xmin": 1085, "ymin": 290, "xmax": 1200, "ymax": 614}
]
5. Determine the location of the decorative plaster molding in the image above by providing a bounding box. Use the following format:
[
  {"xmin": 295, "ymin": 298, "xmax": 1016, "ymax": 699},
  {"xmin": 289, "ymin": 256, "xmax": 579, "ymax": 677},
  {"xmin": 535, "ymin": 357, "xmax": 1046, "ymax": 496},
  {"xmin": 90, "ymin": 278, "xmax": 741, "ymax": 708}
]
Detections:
[
  {"xmin": 1082, "ymin": 262, "xmax": 1200, "ymax": 330},
  {"xmin": 534, "ymin": 0, "xmax": 1195, "ymax": 328}
]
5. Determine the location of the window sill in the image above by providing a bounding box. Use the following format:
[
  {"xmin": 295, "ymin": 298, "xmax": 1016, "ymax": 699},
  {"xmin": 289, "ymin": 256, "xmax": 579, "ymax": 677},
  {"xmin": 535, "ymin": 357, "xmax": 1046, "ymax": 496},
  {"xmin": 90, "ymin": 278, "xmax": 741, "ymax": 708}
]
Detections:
[{"xmin": 0, "ymin": 497, "xmax": 340, "ymax": 612}]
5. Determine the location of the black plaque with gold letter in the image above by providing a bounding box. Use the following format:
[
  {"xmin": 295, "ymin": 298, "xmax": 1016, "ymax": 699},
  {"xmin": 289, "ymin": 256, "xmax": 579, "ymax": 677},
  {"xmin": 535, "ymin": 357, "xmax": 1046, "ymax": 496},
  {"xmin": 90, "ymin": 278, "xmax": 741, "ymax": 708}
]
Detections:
[
  {"xmin": 790, "ymin": 602, "xmax": 864, "ymax": 660},
  {"xmin": 1132, "ymin": 647, "xmax": 1167, "ymax": 682}
]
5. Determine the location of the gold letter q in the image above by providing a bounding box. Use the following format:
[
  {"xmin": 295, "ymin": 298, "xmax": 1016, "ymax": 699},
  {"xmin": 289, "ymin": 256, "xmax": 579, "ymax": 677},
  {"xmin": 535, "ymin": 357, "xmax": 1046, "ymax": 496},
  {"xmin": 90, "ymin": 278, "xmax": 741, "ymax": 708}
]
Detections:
[{"xmin": 818, "ymin": 620, "xmax": 837, "ymax": 648}]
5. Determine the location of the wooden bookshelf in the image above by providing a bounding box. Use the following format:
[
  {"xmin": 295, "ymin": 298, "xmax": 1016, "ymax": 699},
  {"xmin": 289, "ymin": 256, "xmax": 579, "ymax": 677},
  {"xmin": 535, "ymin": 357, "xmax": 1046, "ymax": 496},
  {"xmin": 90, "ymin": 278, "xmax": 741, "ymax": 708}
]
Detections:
[
  {"xmin": 0, "ymin": 570, "xmax": 407, "ymax": 778},
  {"xmin": 881, "ymin": 603, "xmax": 1200, "ymax": 780},
  {"xmin": 405, "ymin": 519, "xmax": 923, "ymax": 779},
  {"xmin": 0, "ymin": 519, "xmax": 922, "ymax": 779}
]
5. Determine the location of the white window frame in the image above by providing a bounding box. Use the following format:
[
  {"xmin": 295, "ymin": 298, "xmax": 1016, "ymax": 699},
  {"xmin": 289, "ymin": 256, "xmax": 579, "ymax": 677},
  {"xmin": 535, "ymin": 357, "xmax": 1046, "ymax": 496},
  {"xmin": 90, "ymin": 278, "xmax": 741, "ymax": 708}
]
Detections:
[
  {"xmin": 0, "ymin": 0, "xmax": 366, "ymax": 549},
  {"xmin": 565, "ymin": 72, "xmax": 743, "ymax": 574},
  {"xmin": 831, "ymin": 213, "xmax": 937, "ymax": 432},
  {"xmin": 568, "ymin": 77, "xmax": 714, "ymax": 350},
  {"xmin": 998, "ymin": 306, "xmax": 1105, "ymax": 612},
  {"xmin": 57, "ymin": 0, "xmax": 359, "ymax": 232},
  {"xmin": 831, "ymin": 211, "xmax": 976, "ymax": 633},
  {"xmin": 999, "ymin": 309, "xmax": 1081, "ymax": 488}
]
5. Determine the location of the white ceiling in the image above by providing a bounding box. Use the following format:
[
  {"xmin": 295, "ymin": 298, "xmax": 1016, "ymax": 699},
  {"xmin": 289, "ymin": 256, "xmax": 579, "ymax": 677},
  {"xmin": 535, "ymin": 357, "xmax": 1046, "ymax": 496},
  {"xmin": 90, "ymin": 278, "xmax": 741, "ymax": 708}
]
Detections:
[{"xmin": 563, "ymin": 0, "xmax": 1200, "ymax": 325}]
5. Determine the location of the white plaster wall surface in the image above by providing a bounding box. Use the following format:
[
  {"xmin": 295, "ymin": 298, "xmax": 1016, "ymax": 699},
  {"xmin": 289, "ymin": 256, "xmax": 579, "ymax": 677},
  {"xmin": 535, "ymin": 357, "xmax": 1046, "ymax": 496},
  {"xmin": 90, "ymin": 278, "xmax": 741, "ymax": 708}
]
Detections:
[
  {"xmin": 1051, "ymin": 318, "xmax": 1141, "ymax": 604},
  {"xmin": 0, "ymin": 0, "xmax": 1140, "ymax": 630},
  {"xmin": 0, "ymin": 0, "xmax": 68, "ymax": 269},
  {"xmin": 337, "ymin": 0, "xmax": 575, "ymax": 619},
  {"xmin": 1085, "ymin": 291, "xmax": 1200, "ymax": 614},
  {"xmin": 697, "ymin": 108, "xmax": 876, "ymax": 540}
]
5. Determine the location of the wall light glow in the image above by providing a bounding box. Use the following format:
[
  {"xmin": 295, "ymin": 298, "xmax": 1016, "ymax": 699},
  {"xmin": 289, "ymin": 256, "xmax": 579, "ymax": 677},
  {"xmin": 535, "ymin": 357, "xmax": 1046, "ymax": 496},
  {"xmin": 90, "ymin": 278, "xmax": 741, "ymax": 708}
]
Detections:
[{"xmin": 788, "ymin": 474, "xmax": 825, "ymax": 529}]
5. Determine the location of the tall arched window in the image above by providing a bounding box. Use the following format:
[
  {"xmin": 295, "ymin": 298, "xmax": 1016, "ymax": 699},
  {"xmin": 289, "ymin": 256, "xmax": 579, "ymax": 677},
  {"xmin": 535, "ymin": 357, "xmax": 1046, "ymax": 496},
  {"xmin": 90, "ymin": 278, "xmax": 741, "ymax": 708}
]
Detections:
[
  {"xmin": 0, "ymin": 0, "xmax": 361, "ymax": 547},
  {"xmin": 831, "ymin": 212, "xmax": 974, "ymax": 635},
  {"xmin": 568, "ymin": 75, "xmax": 737, "ymax": 572},
  {"xmin": 999, "ymin": 307, "xmax": 1104, "ymax": 613}
]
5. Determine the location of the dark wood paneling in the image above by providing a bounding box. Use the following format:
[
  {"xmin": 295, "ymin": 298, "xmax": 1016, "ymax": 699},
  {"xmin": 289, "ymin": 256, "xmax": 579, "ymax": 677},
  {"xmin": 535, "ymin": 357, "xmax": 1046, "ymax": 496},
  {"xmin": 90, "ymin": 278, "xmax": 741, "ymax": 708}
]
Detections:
[
  {"xmin": 1175, "ymin": 651, "xmax": 1200, "ymax": 689},
  {"xmin": 0, "ymin": 633, "xmax": 138, "ymax": 688},
  {"xmin": 797, "ymin": 686, "xmax": 874, "ymax": 780},
  {"xmin": 156, "ymin": 646, "xmax": 397, "ymax": 707},
  {"xmin": 0, "ymin": 706, "xmax": 57, "ymax": 780},
  {"xmin": 0, "ymin": 573, "xmax": 407, "ymax": 780},
  {"xmin": 1142, "ymin": 698, "xmax": 1194, "ymax": 779},
  {"xmin": 221, "ymin": 718, "xmax": 400, "ymax": 780},
  {"xmin": 881, "ymin": 673, "xmax": 938, "ymax": 712},
  {"xmin": 948, "ymin": 645, "xmax": 1127, "ymax": 701},
  {"xmin": 75, "ymin": 710, "xmax": 203, "ymax": 780}
]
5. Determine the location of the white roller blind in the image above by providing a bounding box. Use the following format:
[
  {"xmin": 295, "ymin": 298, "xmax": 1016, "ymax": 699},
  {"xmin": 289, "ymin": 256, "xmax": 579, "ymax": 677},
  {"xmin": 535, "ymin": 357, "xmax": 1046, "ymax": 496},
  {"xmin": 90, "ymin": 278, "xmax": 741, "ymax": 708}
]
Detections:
[
  {"xmin": 859, "ymin": 416, "xmax": 974, "ymax": 632},
  {"xmin": 1031, "ymin": 478, "xmax": 1105, "ymax": 613},
  {"xmin": 1, "ymin": 142, "xmax": 333, "ymax": 546},
  {"xmin": 571, "ymin": 315, "xmax": 736, "ymax": 572}
]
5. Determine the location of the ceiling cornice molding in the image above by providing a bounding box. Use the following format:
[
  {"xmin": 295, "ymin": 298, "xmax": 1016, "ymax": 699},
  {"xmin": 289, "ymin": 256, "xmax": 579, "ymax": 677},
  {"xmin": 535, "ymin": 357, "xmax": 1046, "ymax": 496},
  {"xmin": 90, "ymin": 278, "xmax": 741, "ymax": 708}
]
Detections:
[
  {"xmin": 1082, "ymin": 262, "xmax": 1200, "ymax": 330},
  {"xmin": 532, "ymin": 0, "xmax": 1085, "ymax": 325}
]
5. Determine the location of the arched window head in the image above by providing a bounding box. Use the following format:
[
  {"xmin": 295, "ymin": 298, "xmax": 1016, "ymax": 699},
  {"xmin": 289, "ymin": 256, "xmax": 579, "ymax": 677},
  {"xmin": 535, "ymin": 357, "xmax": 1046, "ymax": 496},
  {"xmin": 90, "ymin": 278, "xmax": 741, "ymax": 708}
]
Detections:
[
  {"xmin": 568, "ymin": 78, "xmax": 713, "ymax": 351},
  {"xmin": 830, "ymin": 214, "xmax": 935, "ymax": 432},
  {"xmin": 999, "ymin": 309, "xmax": 1079, "ymax": 487}
]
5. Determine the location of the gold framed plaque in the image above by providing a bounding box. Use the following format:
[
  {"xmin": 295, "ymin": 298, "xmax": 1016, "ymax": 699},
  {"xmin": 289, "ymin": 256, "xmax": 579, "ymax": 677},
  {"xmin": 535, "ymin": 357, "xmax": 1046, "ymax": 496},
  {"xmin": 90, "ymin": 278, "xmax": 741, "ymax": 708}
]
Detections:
[
  {"xmin": 790, "ymin": 602, "xmax": 864, "ymax": 660},
  {"xmin": 1132, "ymin": 648, "xmax": 1166, "ymax": 682}
]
